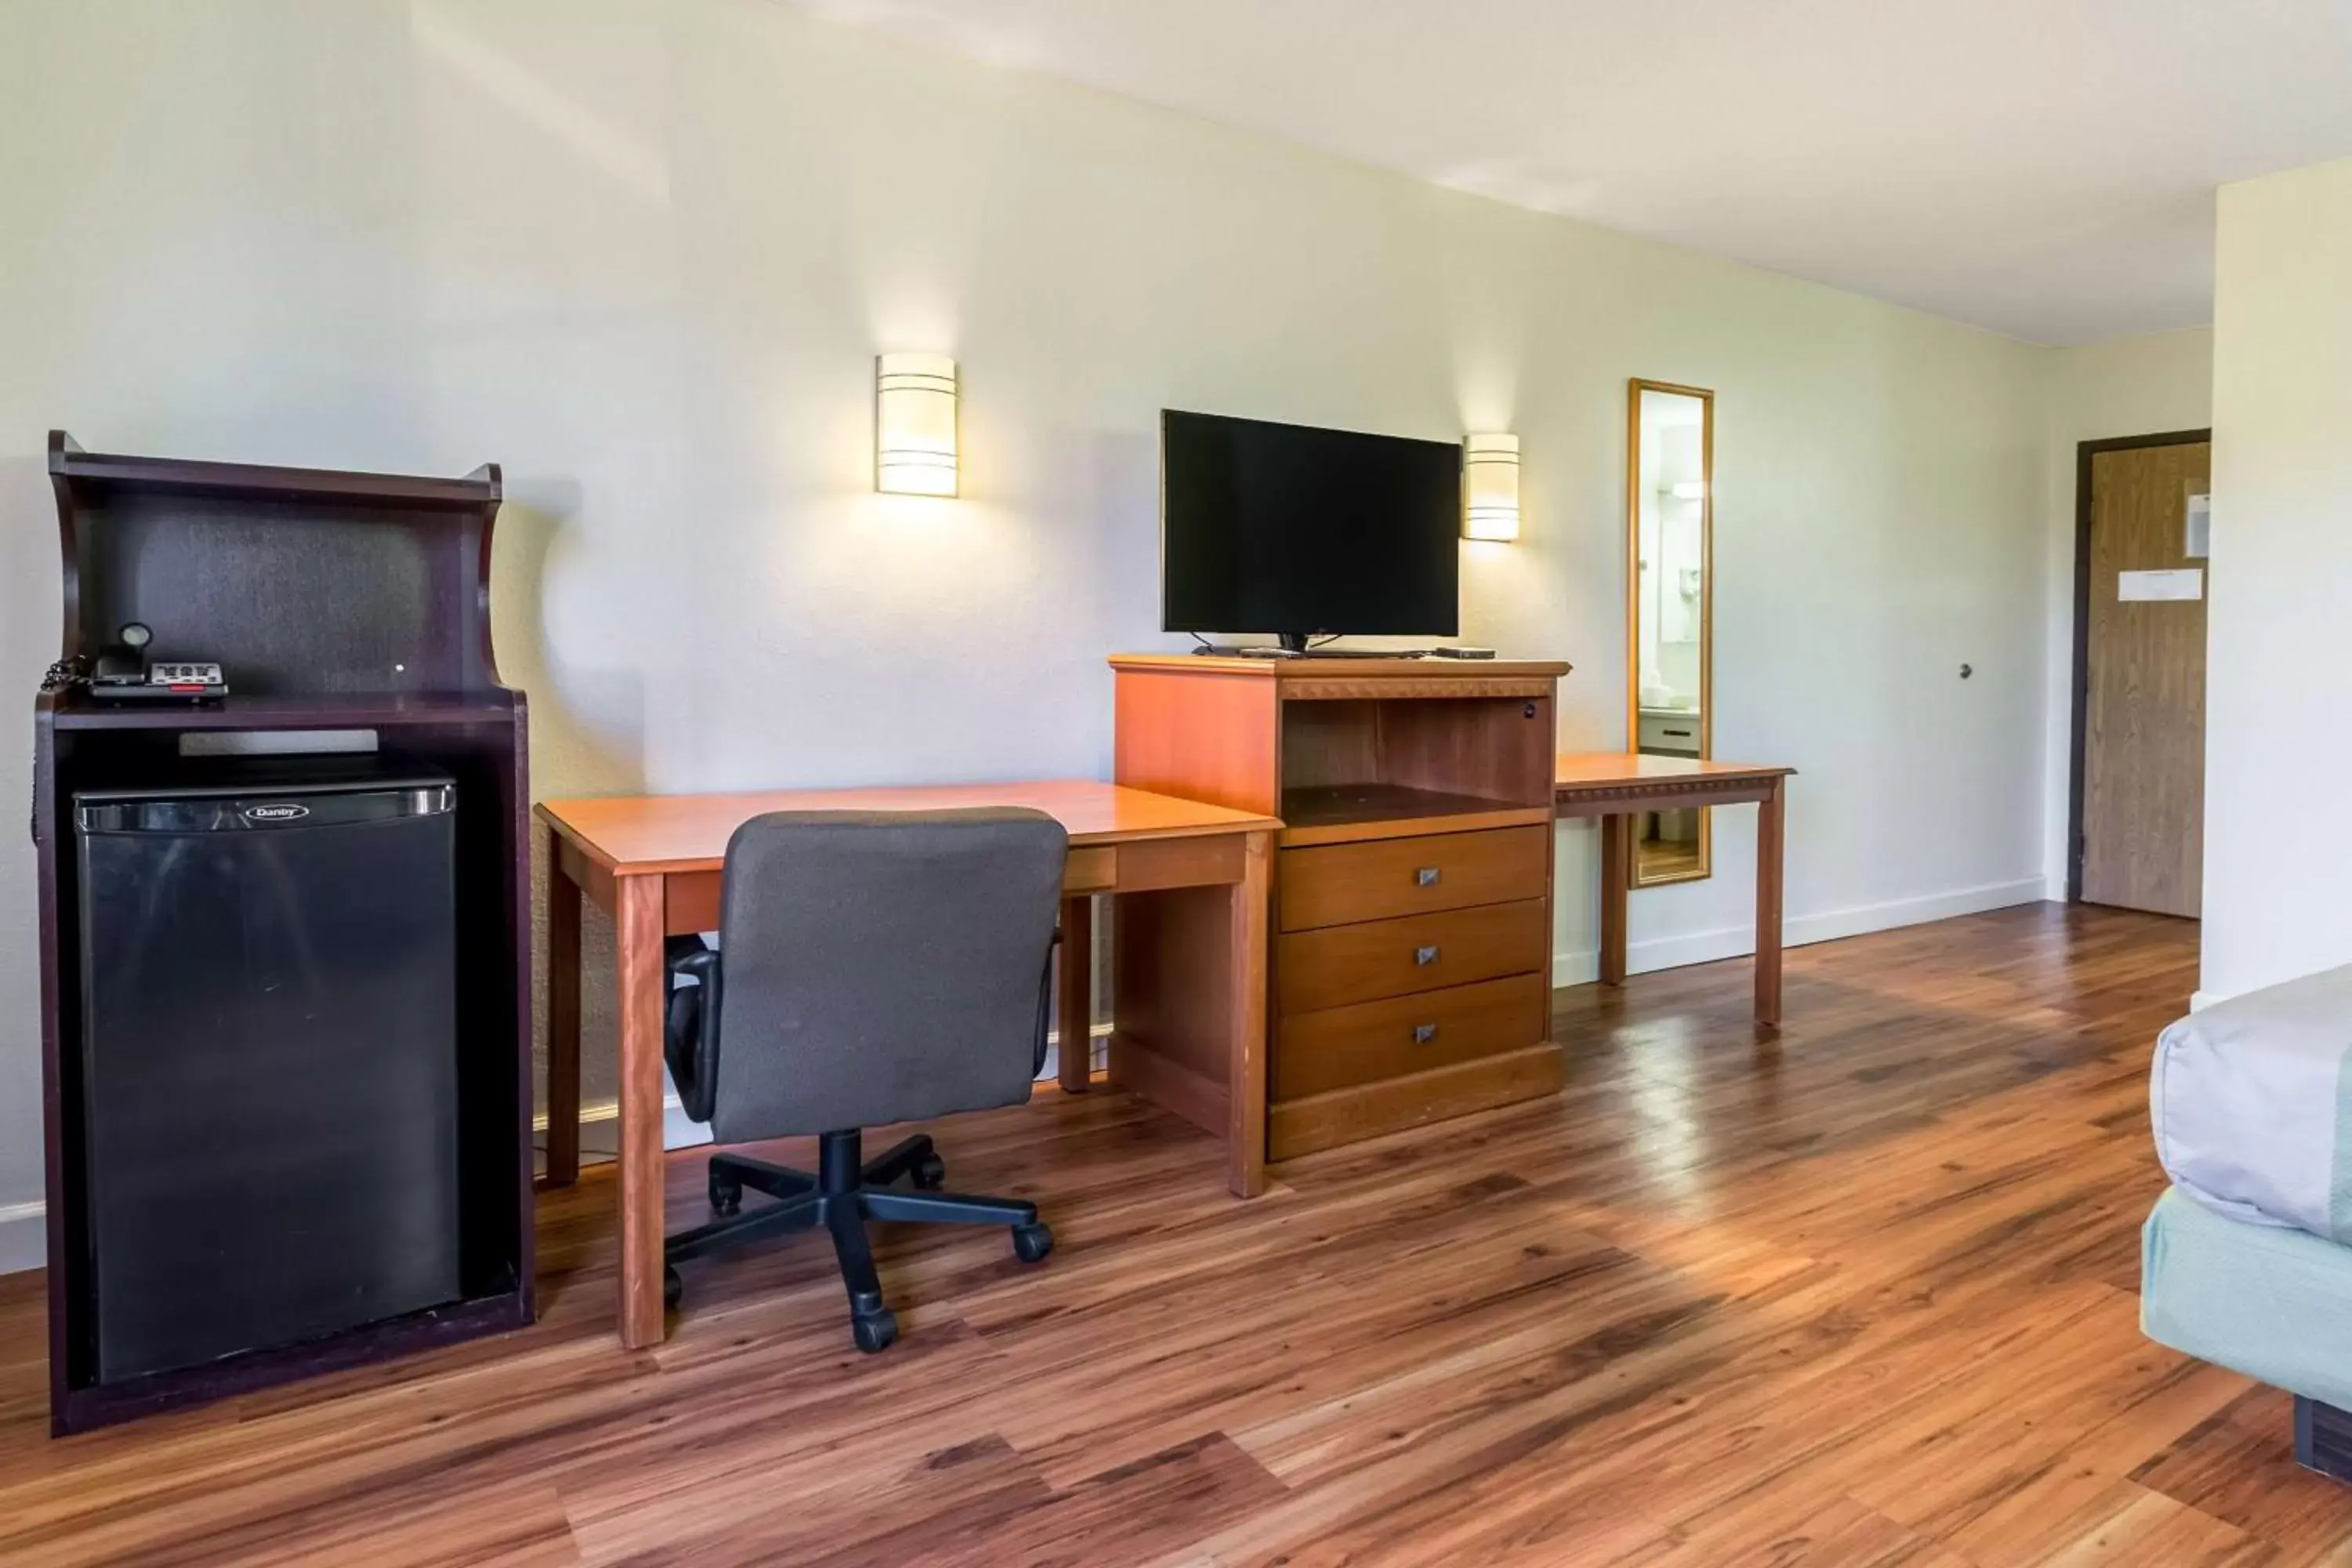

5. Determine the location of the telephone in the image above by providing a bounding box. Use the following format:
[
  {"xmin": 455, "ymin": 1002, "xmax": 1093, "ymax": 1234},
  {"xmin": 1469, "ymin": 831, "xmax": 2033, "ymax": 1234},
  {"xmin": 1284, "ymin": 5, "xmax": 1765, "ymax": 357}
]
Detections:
[{"xmin": 87, "ymin": 622, "xmax": 229, "ymax": 705}]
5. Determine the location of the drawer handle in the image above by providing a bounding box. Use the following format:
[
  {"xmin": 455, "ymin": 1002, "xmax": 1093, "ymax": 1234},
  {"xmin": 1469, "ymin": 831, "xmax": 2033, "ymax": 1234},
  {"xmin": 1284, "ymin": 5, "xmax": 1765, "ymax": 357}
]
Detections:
[
  {"xmin": 1412, "ymin": 1023, "xmax": 1439, "ymax": 1044},
  {"xmin": 1662, "ymin": 728, "xmax": 1692, "ymax": 738},
  {"xmin": 1414, "ymin": 866, "xmax": 1441, "ymax": 887},
  {"xmin": 1414, "ymin": 944, "xmax": 1440, "ymax": 967}
]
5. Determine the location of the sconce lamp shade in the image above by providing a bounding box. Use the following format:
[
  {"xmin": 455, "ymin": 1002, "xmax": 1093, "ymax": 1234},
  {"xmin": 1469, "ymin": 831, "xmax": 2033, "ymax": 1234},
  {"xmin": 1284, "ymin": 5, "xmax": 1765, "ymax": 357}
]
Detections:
[
  {"xmin": 875, "ymin": 353, "xmax": 959, "ymax": 496},
  {"xmin": 1463, "ymin": 433, "xmax": 1521, "ymax": 541}
]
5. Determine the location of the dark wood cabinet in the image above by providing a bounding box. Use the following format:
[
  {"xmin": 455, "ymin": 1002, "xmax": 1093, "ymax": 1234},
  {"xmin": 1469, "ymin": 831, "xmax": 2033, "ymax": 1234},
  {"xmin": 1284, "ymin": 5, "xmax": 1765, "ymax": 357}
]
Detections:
[{"xmin": 33, "ymin": 433, "xmax": 532, "ymax": 1434}]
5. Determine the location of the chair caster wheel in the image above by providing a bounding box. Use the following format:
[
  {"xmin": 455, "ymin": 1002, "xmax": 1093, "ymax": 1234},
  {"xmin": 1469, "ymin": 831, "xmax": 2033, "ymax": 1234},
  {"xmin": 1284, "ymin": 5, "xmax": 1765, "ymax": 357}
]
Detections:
[
  {"xmin": 663, "ymin": 1265, "xmax": 683, "ymax": 1310},
  {"xmin": 1011, "ymin": 1221, "xmax": 1054, "ymax": 1264},
  {"xmin": 851, "ymin": 1308, "xmax": 898, "ymax": 1354},
  {"xmin": 912, "ymin": 1152, "xmax": 948, "ymax": 1190},
  {"xmin": 708, "ymin": 1168, "xmax": 742, "ymax": 1215}
]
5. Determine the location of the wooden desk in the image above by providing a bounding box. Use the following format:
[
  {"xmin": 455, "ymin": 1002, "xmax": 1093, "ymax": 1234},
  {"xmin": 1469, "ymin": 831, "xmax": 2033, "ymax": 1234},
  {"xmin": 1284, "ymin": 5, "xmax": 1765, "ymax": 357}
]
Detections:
[
  {"xmin": 535, "ymin": 780, "xmax": 1279, "ymax": 1348},
  {"xmin": 1555, "ymin": 753, "xmax": 1795, "ymax": 1026}
]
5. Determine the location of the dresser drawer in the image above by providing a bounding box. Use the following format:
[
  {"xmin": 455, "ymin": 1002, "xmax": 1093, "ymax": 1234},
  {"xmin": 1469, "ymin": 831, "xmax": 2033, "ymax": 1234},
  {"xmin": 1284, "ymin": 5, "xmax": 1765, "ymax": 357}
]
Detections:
[
  {"xmin": 1279, "ymin": 824, "xmax": 1548, "ymax": 932},
  {"xmin": 1279, "ymin": 898, "xmax": 1547, "ymax": 1014},
  {"xmin": 1274, "ymin": 972, "xmax": 1548, "ymax": 1101},
  {"xmin": 1637, "ymin": 710, "xmax": 1703, "ymax": 755}
]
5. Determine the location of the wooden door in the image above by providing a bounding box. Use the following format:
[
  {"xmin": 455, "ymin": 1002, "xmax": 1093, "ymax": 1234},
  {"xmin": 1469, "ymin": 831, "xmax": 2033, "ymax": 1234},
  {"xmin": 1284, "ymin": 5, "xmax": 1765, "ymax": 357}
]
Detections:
[{"xmin": 2079, "ymin": 439, "xmax": 2211, "ymax": 916}]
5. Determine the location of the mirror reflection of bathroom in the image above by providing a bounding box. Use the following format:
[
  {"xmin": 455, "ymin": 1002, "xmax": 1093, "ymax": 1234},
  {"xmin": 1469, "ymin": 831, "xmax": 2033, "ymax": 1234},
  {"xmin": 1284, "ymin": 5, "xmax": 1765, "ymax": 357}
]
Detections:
[{"xmin": 1628, "ymin": 380, "xmax": 1714, "ymax": 886}]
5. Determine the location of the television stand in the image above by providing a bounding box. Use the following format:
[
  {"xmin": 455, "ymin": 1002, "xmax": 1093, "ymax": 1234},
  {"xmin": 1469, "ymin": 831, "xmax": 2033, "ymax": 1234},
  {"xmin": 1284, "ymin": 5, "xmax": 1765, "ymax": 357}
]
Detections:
[{"xmin": 1111, "ymin": 652, "xmax": 1571, "ymax": 1163}]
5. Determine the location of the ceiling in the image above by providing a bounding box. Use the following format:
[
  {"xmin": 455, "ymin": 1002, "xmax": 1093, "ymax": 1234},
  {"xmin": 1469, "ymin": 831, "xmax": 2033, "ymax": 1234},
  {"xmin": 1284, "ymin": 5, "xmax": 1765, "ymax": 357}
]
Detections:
[{"xmin": 781, "ymin": 0, "xmax": 2352, "ymax": 345}]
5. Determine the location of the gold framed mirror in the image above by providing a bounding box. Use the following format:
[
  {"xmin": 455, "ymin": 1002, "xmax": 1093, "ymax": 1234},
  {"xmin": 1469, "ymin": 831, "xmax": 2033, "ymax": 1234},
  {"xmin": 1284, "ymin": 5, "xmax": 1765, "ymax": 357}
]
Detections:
[{"xmin": 1626, "ymin": 379, "xmax": 1714, "ymax": 886}]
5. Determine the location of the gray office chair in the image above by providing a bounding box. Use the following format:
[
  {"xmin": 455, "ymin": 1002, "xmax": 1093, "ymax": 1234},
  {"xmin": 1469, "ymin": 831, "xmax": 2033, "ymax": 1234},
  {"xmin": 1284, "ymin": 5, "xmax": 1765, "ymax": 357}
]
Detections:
[{"xmin": 660, "ymin": 808, "xmax": 1069, "ymax": 1352}]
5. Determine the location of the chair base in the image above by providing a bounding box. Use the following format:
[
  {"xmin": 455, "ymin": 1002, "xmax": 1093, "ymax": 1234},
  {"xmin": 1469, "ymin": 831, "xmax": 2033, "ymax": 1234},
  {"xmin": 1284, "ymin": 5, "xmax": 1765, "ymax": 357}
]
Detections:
[{"xmin": 663, "ymin": 1128, "xmax": 1051, "ymax": 1352}]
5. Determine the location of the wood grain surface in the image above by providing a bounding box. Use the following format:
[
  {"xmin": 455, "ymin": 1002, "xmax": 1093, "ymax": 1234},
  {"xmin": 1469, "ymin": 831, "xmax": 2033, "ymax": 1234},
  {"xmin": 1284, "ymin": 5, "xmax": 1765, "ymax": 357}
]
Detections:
[
  {"xmin": 538, "ymin": 781, "xmax": 1282, "ymax": 877},
  {"xmin": 3, "ymin": 904, "xmax": 2339, "ymax": 1564},
  {"xmin": 1555, "ymin": 750, "xmax": 1795, "ymax": 790},
  {"xmin": 2081, "ymin": 440, "xmax": 2212, "ymax": 917},
  {"xmin": 1109, "ymin": 654, "xmax": 1571, "ymax": 686},
  {"xmin": 1272, "ymin": 971, "xmax": 1549, "ymax": 1100},
  {"xmin": 1278, "ymin": 825, "xmax": 1549, "ymax": 931},
  {"xmin": 1276, "ymin": 897, "xmax": 1549, "ymax": 1014}
]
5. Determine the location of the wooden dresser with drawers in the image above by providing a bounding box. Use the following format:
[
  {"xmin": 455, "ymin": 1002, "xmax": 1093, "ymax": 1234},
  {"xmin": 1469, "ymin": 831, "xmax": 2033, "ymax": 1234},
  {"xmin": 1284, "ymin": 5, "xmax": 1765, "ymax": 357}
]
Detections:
[{"xmin": 1110, "ymin": 655, "xmax": 1568, "ymax": 1162}]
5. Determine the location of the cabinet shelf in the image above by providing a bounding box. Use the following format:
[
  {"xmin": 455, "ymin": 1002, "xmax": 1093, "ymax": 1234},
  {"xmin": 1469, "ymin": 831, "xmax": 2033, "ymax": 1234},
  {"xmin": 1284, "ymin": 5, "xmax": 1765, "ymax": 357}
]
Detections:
[
  {"xmin": 49, "ymin": 691, "xmax": 519, "ymax": 731},
  {"xmin": 1277, "ymin": 783, "xmax": 1552, "ymax": 847},
  {"xmin": 51, "ymin": 442, "xmax": 496, "ymax": 509}
]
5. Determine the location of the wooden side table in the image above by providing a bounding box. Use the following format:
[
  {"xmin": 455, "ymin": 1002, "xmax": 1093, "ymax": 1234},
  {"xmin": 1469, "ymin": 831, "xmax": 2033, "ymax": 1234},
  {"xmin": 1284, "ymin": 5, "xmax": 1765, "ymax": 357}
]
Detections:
[{"xmin": 1555, "ymin": 753, "xmax": 1795, "ymax": 1025}]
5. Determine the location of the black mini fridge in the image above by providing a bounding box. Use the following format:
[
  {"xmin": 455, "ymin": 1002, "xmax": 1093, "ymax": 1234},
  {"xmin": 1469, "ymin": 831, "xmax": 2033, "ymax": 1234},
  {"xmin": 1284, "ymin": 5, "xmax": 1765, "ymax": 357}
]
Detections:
[{"xmin": 74, "ymin": 771, "xmax": 463, "ymax": 1383}]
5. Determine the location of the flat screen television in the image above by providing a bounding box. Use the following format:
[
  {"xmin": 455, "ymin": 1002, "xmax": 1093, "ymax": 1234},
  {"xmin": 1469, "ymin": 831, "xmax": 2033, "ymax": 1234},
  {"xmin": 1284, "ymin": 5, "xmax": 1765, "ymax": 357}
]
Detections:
[{"xmin": 1160, "ymin": 410, "xmax": 1461, "ymax": 650}]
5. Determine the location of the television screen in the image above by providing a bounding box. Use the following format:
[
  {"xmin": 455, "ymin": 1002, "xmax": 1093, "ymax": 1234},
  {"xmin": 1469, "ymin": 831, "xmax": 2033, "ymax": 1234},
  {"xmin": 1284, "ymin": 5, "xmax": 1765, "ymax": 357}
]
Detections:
[{"xmin": 1160, "ymin": 410, "xmax": 1461, "ymax": 642}]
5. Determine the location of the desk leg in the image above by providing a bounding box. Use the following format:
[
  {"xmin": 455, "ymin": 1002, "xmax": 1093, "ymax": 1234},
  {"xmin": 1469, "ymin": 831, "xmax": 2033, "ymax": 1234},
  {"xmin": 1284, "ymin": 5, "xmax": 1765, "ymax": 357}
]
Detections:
[
  {"xmin": 1058, "ymin": 895, "xmax": 1094, "ymax": 1094},
  {"xmin": 1599, "ymin": 813, "xmax": 1630, "ymax": 988},
  {"xmin": 1755, "ymin": 779, "xmax": 1785, "ymax": 1029},
  {"xmin": 544, "ymin": 853, "xmax": 582, "ymax": 1189},
  {"xmin": 1226, "ymin": 831, "xmax": 1270, "ymax": 1198},
  {"xmin": 615, "ymin": 873, "xmax": 669, "ymax": 1348}
]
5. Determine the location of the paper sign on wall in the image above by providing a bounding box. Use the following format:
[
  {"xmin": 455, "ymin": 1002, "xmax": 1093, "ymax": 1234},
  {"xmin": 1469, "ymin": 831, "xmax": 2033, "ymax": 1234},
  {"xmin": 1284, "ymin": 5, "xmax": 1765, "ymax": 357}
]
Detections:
[
  {"xmin": 2119, "ymin": 568, "xmax": 2203, "ymax": 601},
  {"xmin": 2185, "ymin": 492, "xmax": 2211, "ymax": 558}
]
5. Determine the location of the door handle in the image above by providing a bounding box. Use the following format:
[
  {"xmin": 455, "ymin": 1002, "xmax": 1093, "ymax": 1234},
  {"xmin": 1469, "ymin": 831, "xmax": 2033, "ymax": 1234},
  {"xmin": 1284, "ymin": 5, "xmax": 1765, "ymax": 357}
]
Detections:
[
  {"xmin": 1414, "ymin": 945, "xmax": 1440, "ymax": 967},
  {"xmin": 1414, "ymin": 866, "xmax": 1441, "ymax": 887},
  {"xmin": 1412, "ymin": 1023, "xmax": 1439, "ymax": 1044}
]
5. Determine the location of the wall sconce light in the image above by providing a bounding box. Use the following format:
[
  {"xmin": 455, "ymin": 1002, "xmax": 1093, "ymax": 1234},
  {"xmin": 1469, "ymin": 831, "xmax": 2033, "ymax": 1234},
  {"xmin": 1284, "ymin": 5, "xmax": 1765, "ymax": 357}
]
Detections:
[
  {"xmin": 1463, "ymin": 433, "xmax": 1521, "ymax": 541},
  {"xmin": 875, "ymin": 352, "xmax": 959, "ymax": 496}
]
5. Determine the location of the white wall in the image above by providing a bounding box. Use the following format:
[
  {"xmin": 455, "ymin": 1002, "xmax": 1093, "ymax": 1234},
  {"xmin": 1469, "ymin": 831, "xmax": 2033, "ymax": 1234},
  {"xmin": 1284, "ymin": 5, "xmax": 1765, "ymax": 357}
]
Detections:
[
  {"xmin": 2038, "ymin": 328, "xmax": 2214, "ymax": 895},
  {"xmin": 0, "ymin": 0, "xmax": 2059, "ymax": 1266},
  {"xmin": 2201, "ymin": 158, "xmax": 2352, "ymax": 1002}
]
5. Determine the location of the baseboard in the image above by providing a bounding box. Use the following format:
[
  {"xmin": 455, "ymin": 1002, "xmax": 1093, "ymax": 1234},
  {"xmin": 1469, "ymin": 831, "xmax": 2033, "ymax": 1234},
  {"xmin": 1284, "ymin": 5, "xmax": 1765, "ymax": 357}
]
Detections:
[
  {"xmin": 574, "ymin": 880, "xmax": 2046, "ymax": 1156},
  {"xmin": 2, "ymin": 876, "xmax": 2055, "ymax": 1272},
  {"xmin": 0, "ymin": 1036, "xmax": 1125, "ymax": 1266},
  {"xmin": 3, "ymin": 873, "xmax": 2053, "ymax": 1273},
  {"xmin": 0, "ymin": 1200, "xmax": 46, "ymax": 1277},
  {"xmin": 2190, "ymin": 989, "xmax": 2225, "ymax": 1013},
  {"xmin": 542, "ymin": 1022, "xmax": 1119, "ymax": 1156},
  {"xmin": 1552, "ymin": 876, "xmax": 2048, "ymax": 985}
]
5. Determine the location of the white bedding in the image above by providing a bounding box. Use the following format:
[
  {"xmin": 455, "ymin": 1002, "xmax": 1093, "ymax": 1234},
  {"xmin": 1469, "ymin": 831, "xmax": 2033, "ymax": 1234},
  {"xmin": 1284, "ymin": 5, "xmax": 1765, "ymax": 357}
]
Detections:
[{"xmin": 2150, "ymin": 963, "xmax": 2352, "ymax": 1243}]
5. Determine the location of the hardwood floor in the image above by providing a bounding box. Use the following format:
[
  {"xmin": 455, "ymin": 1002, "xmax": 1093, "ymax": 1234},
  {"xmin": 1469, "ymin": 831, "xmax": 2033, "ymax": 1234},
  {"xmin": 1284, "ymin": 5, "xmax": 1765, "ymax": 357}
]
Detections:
[
  {"xmin": 1634, "ymin": 828, "xmax": 1704, "ymax": 880},
  {"xmin": 4, "ymin": 902, "xmax": 2346, "ymax": 1564}
]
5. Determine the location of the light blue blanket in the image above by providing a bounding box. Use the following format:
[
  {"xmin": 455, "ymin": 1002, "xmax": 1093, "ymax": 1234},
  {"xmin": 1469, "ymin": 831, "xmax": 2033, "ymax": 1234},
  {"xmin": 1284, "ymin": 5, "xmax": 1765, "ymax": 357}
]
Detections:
[{"xmin": 2142, "ymin": 1185, "xmax": 2352, "ymax": 1412}]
